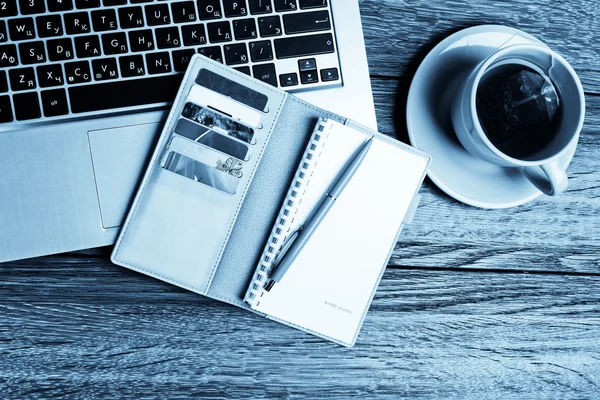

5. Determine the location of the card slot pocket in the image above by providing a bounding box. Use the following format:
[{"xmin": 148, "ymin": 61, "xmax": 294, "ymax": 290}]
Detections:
[
  {"xmin": 165, "ymin": 134, "xmax": 248, "ymax": 178},
  {"xmin": 174, "ymin": 118, "xmax": 250, "ymax": 161},
  {"xmin": 114, "ymin": 166, "xmax": 241, "ymax": 294},
  {"xmin": 187, "ymin": 85, "xmax": 263, "ymax": 129},
  {"xmin": 195, "ymin": 68, "xmax": 269, "ymax": 112},
  {"xmin": 181, "ymin": 102, "xmax": 256, "ymax": 145},
  {"xmin": 162, "ymin": 150, "xmax": 240, "ymax": 195}
]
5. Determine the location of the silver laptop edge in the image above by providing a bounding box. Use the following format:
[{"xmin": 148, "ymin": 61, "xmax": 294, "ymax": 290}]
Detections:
[{"xmin": 0, "ymin": 0, "xmax": 376, "ymax": 262}]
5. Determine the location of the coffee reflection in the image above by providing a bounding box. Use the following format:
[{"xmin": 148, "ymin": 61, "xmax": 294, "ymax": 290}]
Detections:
[{"xmin": 475, "ymin": 63, "xmax": 562, "ymax": 159}]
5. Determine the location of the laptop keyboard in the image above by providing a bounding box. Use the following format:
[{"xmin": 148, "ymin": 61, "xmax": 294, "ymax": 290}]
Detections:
[{"xmin": 0, "ymin": 0, "xmax": 341, "ymax": 123}]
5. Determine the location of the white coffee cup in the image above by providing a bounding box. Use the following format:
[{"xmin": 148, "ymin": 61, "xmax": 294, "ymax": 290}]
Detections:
[{"xmin": 451, "ymin": 44, "xmax": 585, "ymax": 196}]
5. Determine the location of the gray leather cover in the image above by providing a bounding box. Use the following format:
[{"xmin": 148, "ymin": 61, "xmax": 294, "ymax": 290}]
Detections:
[
  {"xmin": 112, "ymin": 56, "xmax": 430, "ymax": 345},
  {"xmin": 112, "ymin": 56, "xmax": 286, "ymax": 295}
]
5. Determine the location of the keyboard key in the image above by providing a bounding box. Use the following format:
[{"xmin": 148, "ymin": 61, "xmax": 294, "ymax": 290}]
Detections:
[
  {"xmin": 92, "ymin": 57, "xmax": 118, "ymax": 80},
  {"xmin": 274, "ymin": 32, "xmax": 333, "ymax": 59},
  {"xmin": 19, "ymin": 41, "xmax": 46, "ymax": 64},
  {"xmin": 171, "ymin": 1, "xmax": 197, "ymax": 23},
  {"xmin": 18, "ymin": 0, "xmax": 45, "ymax": 15},
  {"xmin": 91, "ymin": 9, "xmax": 118, "ymax": 31},
  {"xmin": 0, "ymin": 95, "xmax": 12, "ymax": 122},
  {"xmin": 9, "ymin": 67, "xmax": 36, "ymax": 90},
  {"xmin": 8, "ymin": 18, "xmax": 36, "ymax": 41},
  {"xmin": 118, "ymin": 7, "xmax": 145, "ymax": 29},
  {"xmin": 274, "ymin": 0, "xmax": 296, "ymax": 11},
  {"xmin": 119, "ymin": 54, "xmax": 144, "ymax": 77},
  {"xmin": 300, "ymin": 70, "xmax": 317, "ymax": 84},
  {"xmin": 68, "ymin": 74, "xmax": 182, "ymax": 113},
  {"xmin": 223, "ymin": 0, "xmax": 247, "ymax": 17},
  {"xmin": 298, "ymin": 0, "xmax": 326, "ymax": 9},
  {"xmin": 279, "ymin": 72, "xmax": 297, "ymax": 87},
  {"xmin": 198, "ymin": 45, "xmax": 222, "ymax": 63},
  {"xmin": 145, "ymin": 4, "xmax": 171, "ymax": 26},
  {"xmin": 130, "ymin": 0, "xmax": 152, "ymax": 3},
  {"xmin": 74, "ymin": 35, "xmax": 101, "ymax": 58},
  {"xmin": 283, "ymin": 10, "xmax": 330, "ymax": 34},
  {"xmin": 37, "ymin": 64, "xmax": 65, "ymax": 87},
  {"xmin": 197, "ymin": 0, "xmax": 222, "ymax": 20},
  {"xmin": 207, "ymin": 21, "xmax": 232, "ymax": 43},
  {"xmin": 249, "ymin": 40, "xmax": 272, "ymax": 62},
  {"xmin": 47, "ymin": 38, "xmax": 74, "ymax": 61},
  {"xmin": 320, "ymin": 67, "xmax": 338, "ymax": 82},
  {"xmin": 298, "ymin": 57, "xmax": 315, "ymax": 71},
  {"xmin": 64, "ymin": 12, "xmax": 91, "ymax": 34},
  {"xmin": 102, "ymin": 32, "xmax": 128, "ymax": 54},
  {"xmin": 0, "ymin": 0, "xmax": 18, "ymax": 17},
  {"xmin": 172, "ymin": 48, "xmax": 194, "ymax": 71},
  {"xmin": 146, "ymin": 51, "xmax": 171, "ymax": 74},
  {"xmin": 234, "ymin": 66, "xmax": 250, "ymax": 75},
  {"xmin": 0, "ymin": 44, "xmax": 18, "ymax": 67},
  {"xmin": 128, "ymin": 29, "xmax": 154, "ymax": 51},
  {"xmin": 181, "ymin": 23, "xmax": 207, "ymax": 46},
  {"xmin": 75, "ymin": 0, "xmax": 100, "ymax": 9},
  {"xmin": 102, "ymin": 0, "xmax": 126, "ymax": 6},
  {"xmin": 0, "ymin": 21, "xmax": 7, "ymax": 42},
  {"xmin": 65, "ymin": 60, "xmax": 91, "ymax": 83},
  {"xmin": 36, "ymin": 15, "xmax": 64, "ymax": 38},
  {"xmin": 233, "ymin": 18, "xmax": 257, "ymax": 40},
  {"xmin": 0, "ymin": 70, "xmax": 7, "ymax": 91},
  {"xmin": 13, "ymin": 91, "xmax": 41, "ymax": 120},
  {"xmin": 258, "ymin": 16, "xmax": 281, "ymax": 37},
  {"xmin": 48, "ymin": 0, "xmax": 74, "ymax": 12},
  {"xmin": 41, "ymin": 88, "xmax": 68, "ymax": 116},
  {"xmin": 155, "ymin": 27, "xmax": 180, "ymax": 48},
  {"xmin": 252, "ymin": 63, "xmax": 276, "ymax": 86},
  {"xmin": 224, "ymin": 43, "xmax": 247, "ymax": 65},
  {"xmin": 248, "ymin": 0, "xmax": 272, "ymax": 14}
]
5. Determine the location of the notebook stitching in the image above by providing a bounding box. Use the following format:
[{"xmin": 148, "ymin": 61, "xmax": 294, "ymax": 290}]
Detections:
[
  {"xmin": 202, "ymin": 87, "xmax": 288, "ymax": 293},
  {"xmin": 243, "ymin": 119, "xmax": 330, "ymax": 305}
]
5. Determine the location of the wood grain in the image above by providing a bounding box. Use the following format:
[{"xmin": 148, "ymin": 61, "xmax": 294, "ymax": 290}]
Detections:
[
  {"xmin": 369, "ymin": 77, "xmax": 600, "ymax": 274},
  {"xmin": 1, "ymin": 257, "xmax": 599, "ymax": 399},
  {"xmin": 360, "ymin": 0, "xmax": 600, "ymax": 94}
]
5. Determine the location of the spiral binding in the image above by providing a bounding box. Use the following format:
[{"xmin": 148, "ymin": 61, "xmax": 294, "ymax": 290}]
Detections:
[{"xmin": 243, "ymin": 119, "xmax": 331, "ymax": 306}]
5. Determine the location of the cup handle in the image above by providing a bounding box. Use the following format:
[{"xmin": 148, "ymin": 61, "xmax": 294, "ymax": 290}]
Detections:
[{"xmin": 521, "ymin": 160, "xmax": 568, "ymax": 196}]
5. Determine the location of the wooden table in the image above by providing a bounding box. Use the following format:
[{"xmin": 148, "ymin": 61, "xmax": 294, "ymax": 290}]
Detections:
[{"xmin": 2, "ymin": 1, "xmax": 599, "ymax": 398}]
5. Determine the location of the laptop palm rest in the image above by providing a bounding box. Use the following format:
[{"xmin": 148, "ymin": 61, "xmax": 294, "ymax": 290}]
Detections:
[{"xmin": 88, "ymin": 123, "xmax": 161, "ymax": 229}]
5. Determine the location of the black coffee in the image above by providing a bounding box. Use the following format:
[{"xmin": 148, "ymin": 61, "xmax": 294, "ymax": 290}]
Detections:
[{"xmin": 475, "ymin": 64, "xmax": 562, "ymax": 159}]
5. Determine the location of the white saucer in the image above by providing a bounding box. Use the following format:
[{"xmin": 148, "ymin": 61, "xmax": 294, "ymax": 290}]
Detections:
[{"xmin": 406, "ymin": 25, "xmax": 577, "ymax": 208}]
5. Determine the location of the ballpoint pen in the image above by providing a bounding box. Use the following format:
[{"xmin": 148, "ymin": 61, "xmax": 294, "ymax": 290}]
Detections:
[{"xmin": 264, "ymin": 136, "xmax": 374, "ymax": 292}]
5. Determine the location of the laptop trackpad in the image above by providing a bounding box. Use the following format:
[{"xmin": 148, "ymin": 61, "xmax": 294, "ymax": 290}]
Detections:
[{"xmin": 88, "ymin": 123, "xmax": 161, "ymax": 229}]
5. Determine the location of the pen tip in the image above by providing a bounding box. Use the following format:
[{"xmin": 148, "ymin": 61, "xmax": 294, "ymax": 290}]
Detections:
[{"xmin": 264, "ymin": 280, "xmax": 275, "ymax": 292}]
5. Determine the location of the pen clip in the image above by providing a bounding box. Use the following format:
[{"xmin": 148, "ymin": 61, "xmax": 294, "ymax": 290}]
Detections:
[{"xmin": 270, "ymin": 227, "xmax": 302, "ymax": 272}]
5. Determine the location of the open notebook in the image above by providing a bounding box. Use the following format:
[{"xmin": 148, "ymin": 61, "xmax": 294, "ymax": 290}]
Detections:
[
  {"xmin": 111, "ymin": 56, "xmax": 430, "ymax": 347},
  {"xmin": 244, "ymin": 118, "xmax": 428, "ymax": 345}
]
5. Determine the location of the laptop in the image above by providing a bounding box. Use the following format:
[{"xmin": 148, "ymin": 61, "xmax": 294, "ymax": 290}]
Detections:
[{"xmin": 0, "ymin": 0, "xmax": 377, "ymax": 262}]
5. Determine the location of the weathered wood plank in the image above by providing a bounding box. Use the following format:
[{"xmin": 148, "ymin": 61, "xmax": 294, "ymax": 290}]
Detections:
[
  {"xmin": 1, "ymin": 257, "xmax": 599, "ymax": 399},
  {"xmin": 370, "ymin": 77, "xmax": 600, "ymax": 273},
  {"xmin": 360, "ymin": 0, "xmax": 600, "ymax": 94}
]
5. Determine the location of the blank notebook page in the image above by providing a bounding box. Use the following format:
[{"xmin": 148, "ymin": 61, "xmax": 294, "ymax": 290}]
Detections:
[{"xmin": 253, "ymin": 121, "xmax": 428, "ymax": 346}]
